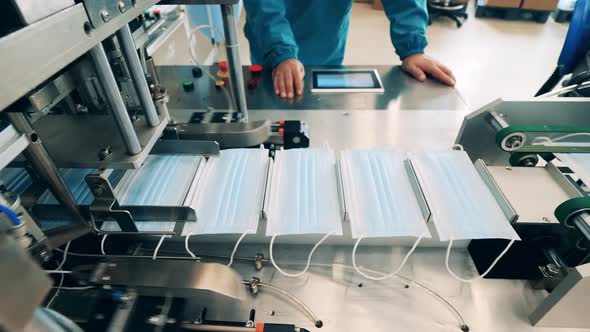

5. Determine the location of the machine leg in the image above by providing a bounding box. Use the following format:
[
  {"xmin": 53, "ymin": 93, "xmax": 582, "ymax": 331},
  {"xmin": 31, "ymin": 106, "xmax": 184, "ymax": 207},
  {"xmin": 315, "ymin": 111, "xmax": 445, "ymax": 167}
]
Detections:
[
  {"xmin": 89, "ymin": 43, "xmax": 142, "ymax": 155},
  {"xmin": 116, "ymin": 24, "xmax": 161, "ymax": 128},
  {"xmin": 221, "ymin": 4, "xmax": 248, "ymax": 122}
]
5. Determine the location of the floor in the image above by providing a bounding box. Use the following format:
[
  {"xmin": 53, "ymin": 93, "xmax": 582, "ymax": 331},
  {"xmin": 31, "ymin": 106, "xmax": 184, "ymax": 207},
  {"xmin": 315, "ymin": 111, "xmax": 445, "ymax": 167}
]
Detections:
[{"xmin": 236, "ymin": 2, "xmax": 570, "ymax": 110}]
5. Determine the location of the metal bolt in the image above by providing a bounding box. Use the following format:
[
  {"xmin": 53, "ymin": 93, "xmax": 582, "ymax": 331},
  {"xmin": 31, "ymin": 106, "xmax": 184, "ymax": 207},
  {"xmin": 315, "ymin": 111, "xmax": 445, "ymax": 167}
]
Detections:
[
  {"xmin": 246, "ymin": 321, "xmax": 255, "ymax": 328},
  {"xmin": 542, "ymin": 217, "xmax": 550, "ymax": 222},
  {"xmin": 506, "ymin": 136, "xmax": 523, "ymax": 149},
  {"xmin": 100, "ymin": 10, "xmax": 111, "ymax": 22},
  {"xmin": 117, "ymin": 1, "xmax": 127, "ymax": 12},
  {"xmin": 92, "ymin": 185, "xmax": 104, "ymax": 197},
  {"xmin": 102, "ymin": 275, "xmax": 111, "ymax": 281},
  {"xmin": 98, "ymin": 146, "xmax": 112, "ymax": 161},
  {"xmin": 95, "ymin": 314, "xmax": 105, "ymax": 320},
  {"xmin": 505, "ymin": 166, "xmax": 512, "ymax": 170},
  {"xmin": 248, "ymin": 277, "xmax": 260, "ymax": 295},
  {"xmin": 254, "ymin": 253, "xmax": 264, "ymax": 271},
  {"xmin": 75, "ymin": 104, "xmax": 89, "ymax": 113}
]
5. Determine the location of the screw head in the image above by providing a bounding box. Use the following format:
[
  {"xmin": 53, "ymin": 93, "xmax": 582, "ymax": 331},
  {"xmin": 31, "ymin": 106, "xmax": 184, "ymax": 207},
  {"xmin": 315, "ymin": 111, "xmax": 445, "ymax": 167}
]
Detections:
[
  {"xmin": 546, "ymin": 263, "xmax": 561, "ymax": 277},
  {"xmin": 92, "ymin": 185, "xmax": 104, "ymax": 197},
  {"xmin": 117, "ymin": 1, "xmax": 127, "ymax": 12},
  {"xmin": 100, "ymin": 10, "xmax": 111, "ymax": 22}
]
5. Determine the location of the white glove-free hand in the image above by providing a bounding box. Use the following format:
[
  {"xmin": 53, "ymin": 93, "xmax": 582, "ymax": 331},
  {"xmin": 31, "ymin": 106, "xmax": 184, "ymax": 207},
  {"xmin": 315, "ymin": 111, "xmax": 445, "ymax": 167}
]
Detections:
[{"xmin": 273, "ymin": 59, "xmax": 305, "ymax": 99}]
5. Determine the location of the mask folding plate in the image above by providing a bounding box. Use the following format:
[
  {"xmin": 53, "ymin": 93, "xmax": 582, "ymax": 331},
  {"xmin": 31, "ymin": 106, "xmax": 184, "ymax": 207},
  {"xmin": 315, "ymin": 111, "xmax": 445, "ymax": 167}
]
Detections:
[
  {"xmin": 102, "ymin": 154, "xmax": 203, "ymax": 233},
  {"xmin": 409, "ymin": 150, "xmax": 519, "ymax": 241},
  {"xmin": 265, "ymin": 148, "xmax": 343, "ymax": 236},
  {"xmin": 182, "ymin": 148, "xmax": 269, "ymax": 236},
  {"xmin": 340, "ymin": 149, "xmax": 430, "ymax": 239}
]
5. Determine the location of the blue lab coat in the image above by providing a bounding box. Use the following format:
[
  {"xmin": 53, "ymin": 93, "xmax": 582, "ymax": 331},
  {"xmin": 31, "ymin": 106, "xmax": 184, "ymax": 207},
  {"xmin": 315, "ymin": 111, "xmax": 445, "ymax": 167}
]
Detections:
[{"xmin": 243, "ymin": 0, "xmax": 428, "ymax": 68}]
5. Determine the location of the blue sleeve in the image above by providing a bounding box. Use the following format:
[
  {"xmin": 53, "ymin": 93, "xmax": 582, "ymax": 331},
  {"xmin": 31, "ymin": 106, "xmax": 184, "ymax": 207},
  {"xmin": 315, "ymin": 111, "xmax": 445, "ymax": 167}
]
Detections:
[
  {"xmin": 243, "ymin": 0, "xmax": 298, "ymax": 68},
  {"xmin": 381, "ymin": 0, "xmax": 429, "ymax": 60}
]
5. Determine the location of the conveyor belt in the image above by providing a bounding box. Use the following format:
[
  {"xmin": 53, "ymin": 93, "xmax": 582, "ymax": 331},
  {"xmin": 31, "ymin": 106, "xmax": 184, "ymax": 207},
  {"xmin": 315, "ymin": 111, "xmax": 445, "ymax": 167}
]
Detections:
[{"xmin": 1, "ymin": 149, "xmax": 516, "ymax": 246}]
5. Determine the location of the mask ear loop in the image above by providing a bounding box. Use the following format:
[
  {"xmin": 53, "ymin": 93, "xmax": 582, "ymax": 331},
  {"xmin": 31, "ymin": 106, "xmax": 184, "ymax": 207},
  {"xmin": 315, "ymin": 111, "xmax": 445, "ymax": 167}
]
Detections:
[
  {"xmin": 352, "ymin": 233, "xmax": 425, "ymax": 281},
  {"xmin": 445, "ymin": 237, "xmax": 516, "ymax": 283},
  {"xmin": 185, "ymin": 232, "xmax": 197, "ymax": 258},
  {"xmin": 185, "ymin": 230, "xmax": 253, "ymax": 266},
  {"xmin": 100, "ymin": 234, "xmax": 108, "ymax": 255},
  {"xmin": 152, "ymin": 235, "xmax": 170, "ymax": 260},
  {"xmin": 227, "ymin": 230, "xmax": 254, "ymax": 267},
  {"xmin": 270, "ymin": 232, "xmax": 334, "ymax": 277}
]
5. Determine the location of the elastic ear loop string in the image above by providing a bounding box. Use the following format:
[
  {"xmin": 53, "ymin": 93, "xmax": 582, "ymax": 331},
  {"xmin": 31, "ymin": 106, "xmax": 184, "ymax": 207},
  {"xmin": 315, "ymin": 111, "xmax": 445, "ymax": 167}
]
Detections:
[
  {"xmin": 152, "ymin": 235, "xmax": 170, "ymax": 260},
  {"xmin": 100, "ymin": 234, "xmax": 108, "ymax": 255},
  {"xmin": 270, "ymin": 232, "xmax": 335, "ymax": 277},
  {"xmin": 445, "ymin": 237, "xmax": 517, "ymax": 283},
  {"xmin": 185, "ymin": 230, "xmax": 253, "ymax": 266},
  {"xmin": 227, "ymin": 230, "xmax": 253, "ymax": 267},
  {"xmin": 352, "ymin": 234, "xmax": 425, "ymax": 281}
]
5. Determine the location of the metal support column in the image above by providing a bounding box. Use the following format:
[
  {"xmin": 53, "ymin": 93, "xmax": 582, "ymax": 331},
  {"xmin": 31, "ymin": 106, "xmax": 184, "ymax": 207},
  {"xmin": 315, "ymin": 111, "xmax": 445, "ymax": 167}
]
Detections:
[
  {"xmin": 7, "ymin": 113, "xmax": 89, "ymax": 245},
  {"xmin": 90, "ymin": 43, "xmax": 142, "ymax": 155},
  {"xmin": 221, "ymin": 4, "xmax": 248, "ymax": 122},
  {"xmin": 116, "ymin": 24, "xmax": 160, "ymax": 127}
]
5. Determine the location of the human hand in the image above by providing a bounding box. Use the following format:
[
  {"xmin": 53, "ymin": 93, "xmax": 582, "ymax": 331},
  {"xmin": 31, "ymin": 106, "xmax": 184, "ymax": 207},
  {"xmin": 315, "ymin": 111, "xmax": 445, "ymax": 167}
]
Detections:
[
  {"xmin": 273, "ymin": 59, "xmax": 305, "ymax": 98},
  {"xmin": 402, "ymin": 54, "xmax": 456, "ymax": 86}
]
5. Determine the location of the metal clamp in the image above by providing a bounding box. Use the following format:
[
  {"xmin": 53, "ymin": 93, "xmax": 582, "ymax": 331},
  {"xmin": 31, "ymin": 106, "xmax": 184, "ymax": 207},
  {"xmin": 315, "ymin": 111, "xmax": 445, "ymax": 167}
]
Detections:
[{"xmin": 85, "ymin": 173, "xmax": 139, "ymax": 232}]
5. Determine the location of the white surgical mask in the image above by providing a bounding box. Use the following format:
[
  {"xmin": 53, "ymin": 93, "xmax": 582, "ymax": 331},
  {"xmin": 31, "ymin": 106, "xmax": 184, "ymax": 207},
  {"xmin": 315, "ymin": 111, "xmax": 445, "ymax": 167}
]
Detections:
[
  {"xmin": 182, "ymin": 148, "xmax": 269, "ymax": 267},
  {"xmin": 340, "ymin": 149, "xmax": 430, "ymax": 239},
  {"xmin": 410, "ymin": 149, "xmax": 519, "ymax": 282},
  {"xmin": 115, "ymin": 154, "xmax": 203, "ymax": 206},
  {"xmin": 182, "ymin": 148, "xmax": 268, "ymax": 236},
  {"xmin": 265, "ymin": 148, "xmax": 343, "ymax": 277},
  {"xmin": 340, "ymin": 149, "xmax": 430, "ymax": 280}
]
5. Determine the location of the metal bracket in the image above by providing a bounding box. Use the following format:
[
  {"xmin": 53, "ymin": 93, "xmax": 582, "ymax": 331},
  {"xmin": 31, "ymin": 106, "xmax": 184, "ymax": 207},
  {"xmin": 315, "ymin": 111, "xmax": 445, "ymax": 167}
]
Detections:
[
  {"xmin": 85, "ymin": 173, "xmax": 139, "ymax": 232},
  {"xmin": 82, "ymin": 0, "xmax": 133, "ymax": 29}
]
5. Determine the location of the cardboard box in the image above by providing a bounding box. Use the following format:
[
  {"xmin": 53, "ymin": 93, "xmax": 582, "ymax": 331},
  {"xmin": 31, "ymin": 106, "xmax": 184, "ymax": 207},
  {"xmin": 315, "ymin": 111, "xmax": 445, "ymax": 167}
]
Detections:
[
  {"xmin": 521, "ymin": 0, "xmax": 558, "ymax": 10},
  {"xmin": 478, "ymin": 0, "xmax": 522, "ymax": 8}
]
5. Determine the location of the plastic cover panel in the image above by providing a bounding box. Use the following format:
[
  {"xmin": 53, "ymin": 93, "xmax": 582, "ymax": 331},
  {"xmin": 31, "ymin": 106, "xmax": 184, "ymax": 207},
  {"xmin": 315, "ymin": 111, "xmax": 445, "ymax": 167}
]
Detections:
[
  {"xmin": 182, "ymin": 149, "xmax": 269, "ymax": 235},
  {"xmin": 114, "ymin": 154, "xmax": 203, "ymax": 206},
  {"xmin": 265, "ymin": 148, "xmax": 343, "ymax": 236},
  {"xmin": 340, "ymin": 149, "xmax": 430, "ymax": 238},
  {"xmin": 556, "ymin": 153, "xmax": 590, "ymax": 187},
  {"xmin": 410, "ymin": 150, "xmax": 519, "ymax": 241}
]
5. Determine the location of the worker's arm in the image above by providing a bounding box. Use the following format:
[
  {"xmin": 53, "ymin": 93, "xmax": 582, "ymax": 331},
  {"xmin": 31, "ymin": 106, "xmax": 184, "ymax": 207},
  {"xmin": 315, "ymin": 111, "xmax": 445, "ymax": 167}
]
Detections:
[
  {"xmin": 243, "ymin": 0, "xmax": 304, "ymax": 98},
  {"xmin": 381, "ymin": 0, "xmax": 456, "ymax": 86}
]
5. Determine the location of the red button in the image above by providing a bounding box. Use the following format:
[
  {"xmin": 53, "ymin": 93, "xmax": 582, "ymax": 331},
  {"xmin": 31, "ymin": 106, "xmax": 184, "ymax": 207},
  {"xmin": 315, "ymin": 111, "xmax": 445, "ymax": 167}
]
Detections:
[
  {"xmin": 249, "ymin": 64, "xmax": 263, "ymax": 73},
  {"xmin": 218, "ymin": 61, "xmax": 228, "ymax": 72},
  {"xmin": 153, "ymin": 9, "xmax": 161, "ymax": 15}
]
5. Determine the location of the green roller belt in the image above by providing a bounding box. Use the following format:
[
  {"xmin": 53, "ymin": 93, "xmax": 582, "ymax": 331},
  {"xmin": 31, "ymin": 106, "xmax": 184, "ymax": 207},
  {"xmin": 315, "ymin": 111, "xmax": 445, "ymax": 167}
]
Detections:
[
  {"xmin": 496, "ymin": 125, "xmax": 590, "ymax": 153},
  {"xmin": 554, "ymin": 197, "xmax": 590, "ymax": 227}
]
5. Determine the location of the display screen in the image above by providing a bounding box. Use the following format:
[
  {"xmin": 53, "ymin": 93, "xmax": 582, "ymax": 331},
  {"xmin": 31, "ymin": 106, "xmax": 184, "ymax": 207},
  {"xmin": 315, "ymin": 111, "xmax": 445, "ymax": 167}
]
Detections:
[{"xmin": 312, "ymin": 70, "xmax": 382, "ymax": 90}]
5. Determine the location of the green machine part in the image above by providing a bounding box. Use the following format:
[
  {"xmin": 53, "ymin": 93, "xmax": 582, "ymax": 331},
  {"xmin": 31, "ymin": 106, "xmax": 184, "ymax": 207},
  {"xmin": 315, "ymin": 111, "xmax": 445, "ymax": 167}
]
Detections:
[
  {"xmin": 496, "ymin": 125, "xmax": 590, "ymax": 153},
  {"xmin": 554, "ymin": 197, "xmax": 590, "ymax": 227}
]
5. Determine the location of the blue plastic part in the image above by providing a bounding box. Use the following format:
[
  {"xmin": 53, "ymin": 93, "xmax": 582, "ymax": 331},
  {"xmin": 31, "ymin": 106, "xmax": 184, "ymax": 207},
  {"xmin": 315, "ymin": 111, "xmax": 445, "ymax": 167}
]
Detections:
[
  {"xmin": 557, "ymin": 0, "xmax": 590, "ymax": 76},
  {"xmin": 111, "ymin": 290, "xmax": 124, "ymax": 302},
  {"xmin": 0, "ymin": 204, "xmax": 20, "ymax": 225}
]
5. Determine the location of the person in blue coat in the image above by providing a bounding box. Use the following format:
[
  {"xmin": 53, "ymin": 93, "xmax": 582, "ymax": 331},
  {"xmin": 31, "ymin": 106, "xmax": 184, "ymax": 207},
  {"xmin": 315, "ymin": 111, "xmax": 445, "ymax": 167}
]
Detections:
[{"xmin": 243, "ymin": 0, "xmax": 455, "ymax": 99}]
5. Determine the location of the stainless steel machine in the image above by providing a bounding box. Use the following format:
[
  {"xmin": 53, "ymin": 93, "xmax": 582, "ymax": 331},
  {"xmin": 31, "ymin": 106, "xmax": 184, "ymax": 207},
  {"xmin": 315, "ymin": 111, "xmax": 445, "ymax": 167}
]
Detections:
[{"xmin": 1, "ymin": 1, "xmax": 590, "ymax": 332}]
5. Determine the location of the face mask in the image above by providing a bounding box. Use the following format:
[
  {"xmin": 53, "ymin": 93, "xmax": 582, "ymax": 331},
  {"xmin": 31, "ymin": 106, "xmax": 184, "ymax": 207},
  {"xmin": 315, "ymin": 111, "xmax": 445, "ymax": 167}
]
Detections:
[
  {"xmin": 340, "ymin": 149, "xmax": 430, "ymax": 239},
  {"xmin": 115, "ymin": 154, "xmax": 203, "ymax": 207},
  {"xmin": 340, "ymin": 149, "xmax": 430, "ymax": 280},
  {"xmin": 265, "ymin": 148, "xmax": 343, "ymax": 277},
  {"xmin": 409, "ymin": 150, "xmax": 518, "ymax": 241},
  {"xmin": 410, "ymin": 149, "xmax": 519, "ymax": 283},
  {"xmin": 182, "ymin": 148, "xmax": 268, "ymax": 236},
  {"xmin": 38, "ymin": 168, "xmax": 102, "ymax": 205},
  {"xmin": 556, "ymin": 153, "xmax": 590, "ymax": 187}
]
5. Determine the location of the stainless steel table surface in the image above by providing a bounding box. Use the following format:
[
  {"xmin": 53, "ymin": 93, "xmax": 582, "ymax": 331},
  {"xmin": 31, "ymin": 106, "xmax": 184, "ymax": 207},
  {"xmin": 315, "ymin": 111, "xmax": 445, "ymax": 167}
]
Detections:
[
  {"xmin": 159, "ymin": 242, "xmax": 588, "ymax": 332},
  {"xmin": 158, "ymin": 66, "xmax": 585, "ymax": 331},
  {"xmin": 159, "ymin": 65, "xmax": 470, "ymax": 112}
]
